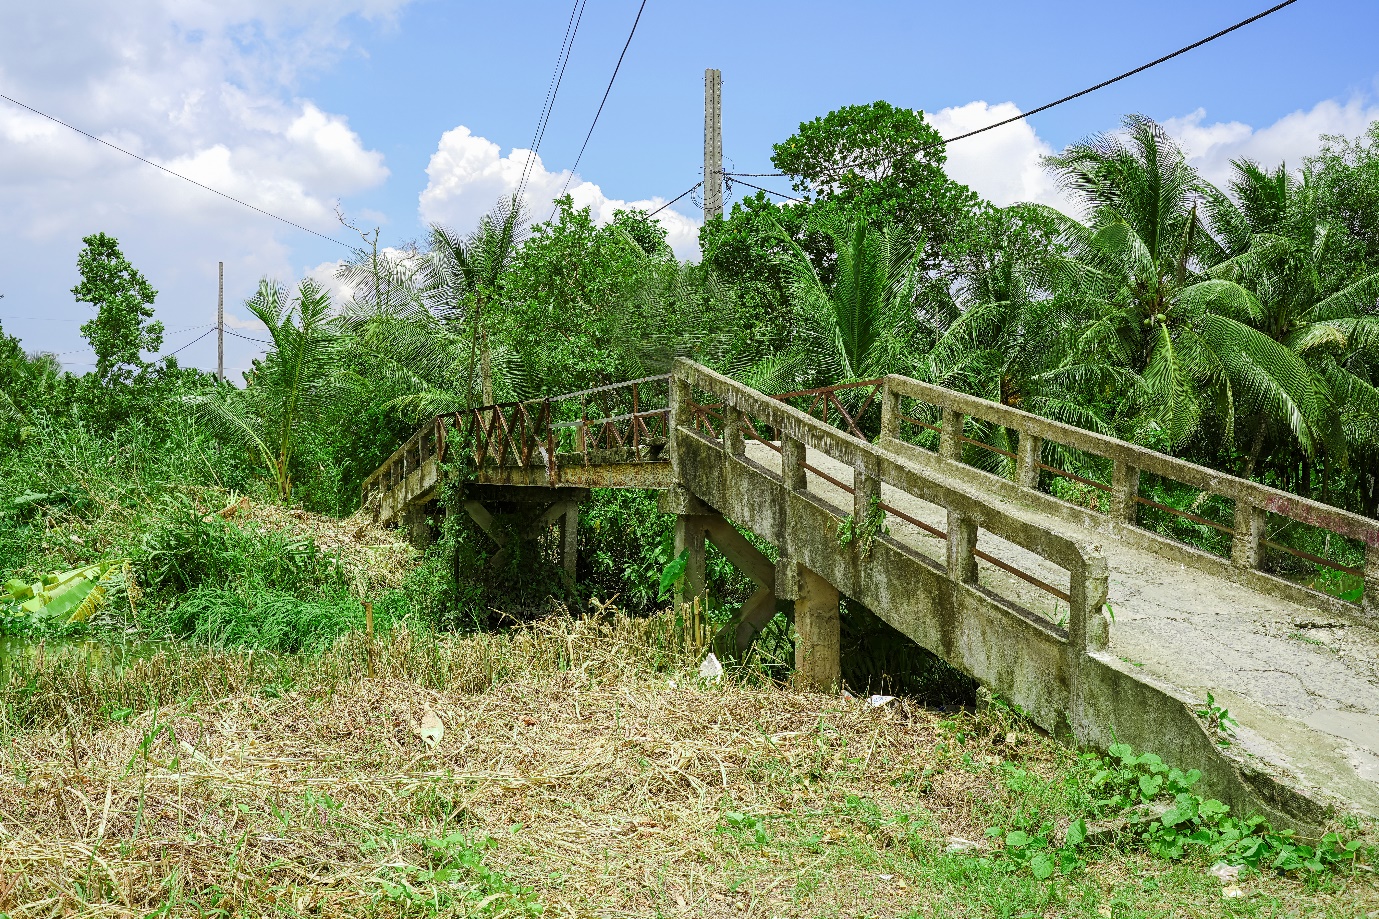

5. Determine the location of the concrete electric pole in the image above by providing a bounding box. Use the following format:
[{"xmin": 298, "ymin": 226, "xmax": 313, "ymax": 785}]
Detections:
[
  {"xmin": 703, "ymin": 68, "xmax": 723, "ymax": 221},
  {"xmin": 217, "ymin": 261, "xmax": 224, "ymax": 382}
]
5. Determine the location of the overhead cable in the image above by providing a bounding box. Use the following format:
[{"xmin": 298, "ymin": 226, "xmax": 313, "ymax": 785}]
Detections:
[
  {"xmin": 517, "ymin": 0, "xmax": 589, "ymax": 203},
  {"xmin": 0, "ymin": 91, "xmax": 354, "ymax": 248},
  {"xmin": 727, "ymin": 177, "xmax": 804, "ymax": 203},
  {"xmin": 549, "ymin": 0, "xmax": 650, "ymax": 218},
  {"xmin": 647, "ymin": 182, "xmax": 702, "ymax": 218},
  {"xmin": 725, "ymin": 0, "xmax": 1302, "ymax": 182}
]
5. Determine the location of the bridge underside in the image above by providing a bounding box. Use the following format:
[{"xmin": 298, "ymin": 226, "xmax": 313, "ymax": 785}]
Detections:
[{"xmin": 365, "ymin": 363, "xmax": 1379, "ymax": 831}]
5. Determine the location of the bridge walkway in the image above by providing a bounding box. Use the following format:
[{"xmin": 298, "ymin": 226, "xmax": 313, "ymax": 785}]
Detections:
[{"xmin": 362, "ymin": 360, "xmax": 1379, "ymax": 829}]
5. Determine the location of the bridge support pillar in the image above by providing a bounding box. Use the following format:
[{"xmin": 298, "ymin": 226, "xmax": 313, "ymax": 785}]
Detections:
[
  {"xmin": 674, "ymin": 514, "xmax": 709, "ymax": 607},
  {"xmin": 794, "ymin": 564, "xmax": 840, "ymax": 692},
  {"xmin": 403, "ymin": 502, "xmax": 437, "ymax": 549},
  {"xmin": 558, "ymin": 502, "xmax": 579, "ymax": 580}
]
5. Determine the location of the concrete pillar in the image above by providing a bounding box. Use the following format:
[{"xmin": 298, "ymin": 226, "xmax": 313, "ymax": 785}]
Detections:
[
  {"xmin": 879, "ymin": 382, "xmax": 900, "ymax": 441},
  {"xmin": 939, "ymin": 408, "xmax": 964, "ymax": 461},
  {"xmin": 404, "ymin": 503, "xmax": 436, "ymax": 549},
  {"xmin": 1071, "ymin": 554, "xmax": 1111, "ymax": 652},
  {"xmin": 674, "ymin": 514, "xmax": 708, "ymax": 607},
  {"xmin": 558, "ymin": 502, "xmax": 579, "ymax": 579},
  {"xmin": 1363, "ymin": 545, "xmax": 1377, "ymax": 619},
  {"xmin": 1110, "ymin": 460, "xmax": 1141, "ymax": 523},
  {"xmin": 794, "ymin": 564, "xmax": 840, "ymax": 691},
  {"xmin": 781, "ymin": 435, "xmax": 807, "ymax": 491},
  {"xmin": 1231, "ymin": 502, "xmax": 1268, "ymax": 569},
  {"xmin": 853, "ymin": 463, "xmax": 881, "ymax": 527},
  {"xmin": 723, "ymin": 405, "xmax": 745, "ymax": 456},
  {"xmin": 946, "ymin": 508, "xmax": 978, "ymax": 585},
  {"xmin": 1015, "ymin": 434, "xmax": 1042, "ymax": 489}
]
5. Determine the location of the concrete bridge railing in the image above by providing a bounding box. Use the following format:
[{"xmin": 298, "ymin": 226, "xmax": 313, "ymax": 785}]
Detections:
[
  {"xmin": 670, "ymin": 361, "xmax": 1112, "ymax": 735},
  {"xmin": 878, "ymin": 375, "xmax": 1378, "ymax": 619}
]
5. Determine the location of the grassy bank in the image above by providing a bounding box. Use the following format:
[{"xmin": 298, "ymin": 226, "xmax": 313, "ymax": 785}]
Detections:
[{"xmin": 1, "ymin": 615, "xmax": 1373, "ymax": 918}]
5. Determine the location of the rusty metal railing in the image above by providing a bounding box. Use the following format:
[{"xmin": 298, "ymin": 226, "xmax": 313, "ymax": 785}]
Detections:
[{"xmin": 362, "ymin": 376, "xmax": 673, "ymax": 508}]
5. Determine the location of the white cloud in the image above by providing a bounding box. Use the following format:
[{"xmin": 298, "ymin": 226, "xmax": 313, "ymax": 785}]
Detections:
[
  {"xmin": 925, "ymin": 95, "xmax": 1379, "ymax": 217},
  {"xmin": 1162, "ymin": 97, "xmax": 1379, "ymax": 189},
  {"xmin": 0, "ymin": 0, "xmax": 407, "ymax": 372},
  {"xmin": 419, "ymin": 126, "xmax": 702, "ymax": 260},
  {"xmin": 927, "ymin": 101, "xmax": 1068, "ymax": 210}
]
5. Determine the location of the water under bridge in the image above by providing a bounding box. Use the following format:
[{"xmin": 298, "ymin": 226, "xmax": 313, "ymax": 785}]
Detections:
[{"xmin": 363, "ymin": 360, "xmax": 1379, "ymax": 830}]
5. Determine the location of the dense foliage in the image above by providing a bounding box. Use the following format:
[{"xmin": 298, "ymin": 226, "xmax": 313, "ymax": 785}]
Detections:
[{"xmin": 2, "ymin": 105, "xmax": 1377, "ymax": 637}]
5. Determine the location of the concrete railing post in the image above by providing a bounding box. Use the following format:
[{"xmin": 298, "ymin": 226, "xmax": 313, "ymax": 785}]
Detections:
[
  {"xmin": 781, "ymin": 435, "xmax": 807, "ymax": 492},
  {"xmin": 945, "ymin": 508, "xmax": 978, "ymax": 585},
  {"xmin": 668, "ymin": 374, "xmax": 692, "ymax": 479},
  {"xmin": 1363, "ymin": 545, "xmax": 1378, "ymax": 619},
  {"xmin": 794, "ymin": 564, "xmax": 840, "ymax": 691},
  {"xmin": 1231, "ymin": 501, "xmax": 1268, "ymax": 569},
  {"xmin": 1070, "ymin": 554, "xmax": 1110, "ymax": 652},
  {"xmin": 1015, "ymin": 433, "xmax": 1043, "ymax": 489},
  {"xmin": 723, "ymin": 404, "xmax": 745, "ymax": 456},
  {"xmin": 1111, "ymin": 459, "xmax": 1140, "ymax": 524},
  {"xmin": 853, "ymin": 463, "xmax": 881, "ymax": 530},
  {"xmin": 939, "ymin": 408, "xmax": 964, "ymax": 461},
  {"xmin": 880, "ymin": 380, "xmax": 900, "ymax": 441}
]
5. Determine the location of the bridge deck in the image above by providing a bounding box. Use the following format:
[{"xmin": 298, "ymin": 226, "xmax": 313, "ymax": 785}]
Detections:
[{"xmin": 759, "ymin": 440, "xmax": 1379, "ymax": 815}]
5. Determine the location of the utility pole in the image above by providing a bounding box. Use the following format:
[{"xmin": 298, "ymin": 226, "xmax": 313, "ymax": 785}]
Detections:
[
  {"xmin": 217, "ymin": 261, "xmax": 224, "ymax": 382},
  {"xmin": 703, "ymin": 68, "xmax": 723, "ymax": 221}
]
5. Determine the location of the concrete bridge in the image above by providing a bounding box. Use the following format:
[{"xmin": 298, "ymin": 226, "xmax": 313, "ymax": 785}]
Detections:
[{"xmin": 363, "ymin": 360, "xmax": 1379, "ymax": 830}]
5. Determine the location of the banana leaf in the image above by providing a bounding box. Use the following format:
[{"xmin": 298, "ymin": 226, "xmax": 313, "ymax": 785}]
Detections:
[{"xmin": 2, "ymin": 560, "xmax": 128, "ymax": 623}]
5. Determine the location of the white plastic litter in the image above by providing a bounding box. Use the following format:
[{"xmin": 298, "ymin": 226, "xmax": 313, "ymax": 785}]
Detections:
[
  {"xmin": 1207, "ymin": 862, "xmax": 1240, "ymax": 883},
  {"xmin": 944, "ymin": 836, "xmax": 982, "ymax": 853},
  {"xmin": 698, "ymin": 652, "xmax": 724, "ymax": 682},
  {"xmin": 866, "ymin": 694, "xmax": 896, "ymax": 708}
]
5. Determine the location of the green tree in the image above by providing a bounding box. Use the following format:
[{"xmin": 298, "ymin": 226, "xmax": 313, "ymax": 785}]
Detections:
[
  {"xmin": 1040, "ymin": 115, "xmax": 1327, "ymax": 456},
  {"xmin": 771, "ymin": 101, "xmax": 980, "ymax": 246},
  {"xmin": 72, "ymin": 232, "xmax": 163, "ymax": 384},
  {"xmin": 187, "ymin": 279, "xmax": 339, "ymax": 502},
  {"xmin": 1307, "ymin": 120, "xmax": 1379, "ymax": 271},
  {"xmin": 928, "ymin": 205, "xmax": 1118, "ymax": 444},
  {"xmin": 426, "ymin": 197, "xmax": 528, "ymax": 406},
  {"xmin": 749, "ymin": 215, "xmax": 935, "ymax": 393},
  {"xmin": 1203, "ymin": 159, "xmax": 1379, "ymax": 490}
]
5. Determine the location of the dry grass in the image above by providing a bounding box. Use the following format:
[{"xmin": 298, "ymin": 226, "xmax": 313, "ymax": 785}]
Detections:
[
  {"xmin": 218, "ymin": 497, "xmax": 418, "ymax": 597},
  {"xmin": 2, "ymin": 615, "xmax": 1376, "ymax": 918}
]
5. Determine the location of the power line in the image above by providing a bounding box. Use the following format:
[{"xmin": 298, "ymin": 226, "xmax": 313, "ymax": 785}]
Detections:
[
  {"xmin": 224, "ymin": 329, "xmax": 273, "ymax": 345},
  {"xmin": 727, "ymin": 177, "xmax": 803, "ymax": 203},
  {"xmin": 647, "ymin": 182, "xmax": 702, "ymax": 218},
  {"xmin": 157, "ymin": 327, "xmax": 216, "ymax": 360},
  {"xmin": 517, "ymin": 0, "xmax": 589, "ymax": 203},
  {"xmin": 549, "ymin": 0, "xmax": 650, "ymax": 218},
  {"xmin": 0, "ymin": 91, "xmax": 354, "ymax": 249},
  {"xmin": 725, "ymin": 0, "xmax": 1302, "ymax": 183}
]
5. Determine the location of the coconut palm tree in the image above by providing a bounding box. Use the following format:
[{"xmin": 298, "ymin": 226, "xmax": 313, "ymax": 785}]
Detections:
[
  {"xmin": 1202, "ymin": 159, "xmax": 1379, "ymax": 481},
  {"xmin": 1039, "ymin": 115, "xmax": 1330, "ymax": 457},
  {"xmin": 186, "ymin": 279, "xmax": 340, "ymax": 502},
  {"xmin": 424, "ymin": 197, "xmax": 529, "ymax": 407},
  {"xmin": 748, "ymin": 215, "xmax": 938, "ymax": 394}
]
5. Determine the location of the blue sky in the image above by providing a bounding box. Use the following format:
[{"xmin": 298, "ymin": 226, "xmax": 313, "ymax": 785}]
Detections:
[{"xmin": 2, "ymin": 0, "xmax": 1378, "ymax": 376}]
